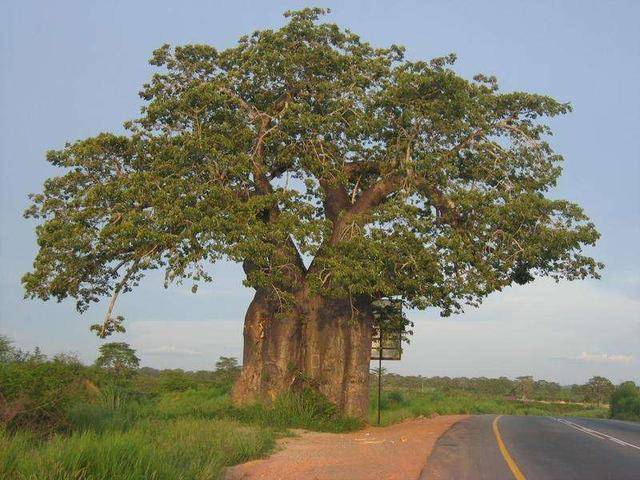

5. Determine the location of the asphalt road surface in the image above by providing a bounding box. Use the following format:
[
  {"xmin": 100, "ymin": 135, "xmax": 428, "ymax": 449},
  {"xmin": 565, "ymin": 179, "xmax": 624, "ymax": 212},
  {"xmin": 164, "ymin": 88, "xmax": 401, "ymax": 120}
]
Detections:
[{"xmin": 421, "ymin": 415, "xmax": 640, "ymax": 479}]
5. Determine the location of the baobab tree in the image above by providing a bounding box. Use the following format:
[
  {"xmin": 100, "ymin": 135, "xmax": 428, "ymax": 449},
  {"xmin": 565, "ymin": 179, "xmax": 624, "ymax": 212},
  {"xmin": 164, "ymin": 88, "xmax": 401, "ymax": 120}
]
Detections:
[{"xmin": 23, "ymin": 8, "xmax": 601, "ymax": 418}]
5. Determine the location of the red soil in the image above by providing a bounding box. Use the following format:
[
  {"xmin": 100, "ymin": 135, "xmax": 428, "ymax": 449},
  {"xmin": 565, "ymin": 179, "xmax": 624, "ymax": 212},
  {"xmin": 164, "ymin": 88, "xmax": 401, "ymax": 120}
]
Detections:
[{"xmin": 225, "ymin": 415, "xmax": 467, "ymax": 480}]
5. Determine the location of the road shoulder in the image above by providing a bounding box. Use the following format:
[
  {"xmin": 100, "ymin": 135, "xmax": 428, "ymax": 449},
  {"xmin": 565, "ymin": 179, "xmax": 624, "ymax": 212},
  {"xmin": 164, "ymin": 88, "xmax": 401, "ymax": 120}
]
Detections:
[{"xmin": 224, "ymin": 415, "xmax": 468, "ymax": 480}]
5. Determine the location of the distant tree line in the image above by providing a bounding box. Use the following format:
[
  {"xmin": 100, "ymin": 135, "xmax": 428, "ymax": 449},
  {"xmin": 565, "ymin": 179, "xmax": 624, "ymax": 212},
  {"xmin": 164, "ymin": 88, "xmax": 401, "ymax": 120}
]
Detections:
[{"xmin": 373, "ymin": 371, "xmax": 625, "ymax": 406}]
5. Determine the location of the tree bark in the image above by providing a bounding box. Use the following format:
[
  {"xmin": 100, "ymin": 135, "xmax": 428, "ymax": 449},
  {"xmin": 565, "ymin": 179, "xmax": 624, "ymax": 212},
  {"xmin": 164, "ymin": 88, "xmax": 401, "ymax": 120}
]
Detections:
[
  {"xmin": 301, "ymin": 294, "xmax": 373, "ymax": 417},
  {"xmin": 232, "ymin": 289, "xmax": 373, "ymax": 419},
  {"xmin": 231, "ymin": 288, "xmax": 304, "ymax": 404}
]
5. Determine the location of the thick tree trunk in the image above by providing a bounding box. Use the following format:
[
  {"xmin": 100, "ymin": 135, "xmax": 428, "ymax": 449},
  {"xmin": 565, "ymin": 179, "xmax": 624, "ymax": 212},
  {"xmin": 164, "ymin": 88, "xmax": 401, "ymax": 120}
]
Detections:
[
  {"xmin": 232, "ymin": 290, "xmax": 373, "ymax": 419},
  {"xmin": 231, "ymin": 288, "xmax": 303, "ymax": 404},
  {"xmin": 301, "ymin": 295, "xmax": 373, "ymax": 417}
]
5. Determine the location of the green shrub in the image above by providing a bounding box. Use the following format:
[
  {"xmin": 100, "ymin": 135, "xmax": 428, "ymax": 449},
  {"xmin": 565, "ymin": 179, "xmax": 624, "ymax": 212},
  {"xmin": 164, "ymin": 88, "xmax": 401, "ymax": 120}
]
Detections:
[
  {"xmin": 0, "ymin": 355, "xmax": 86, "ymax": 433},
  {"xmin": 610, "ymin": 382, "xmax": 640, "ymax": 421},
  {"xmin": 158, "ymin": 371, "xmax": 199, "ymax": 393},
  {"xmin": 386, "ymin": 390, "xmax": 405, "ymax": 405}
]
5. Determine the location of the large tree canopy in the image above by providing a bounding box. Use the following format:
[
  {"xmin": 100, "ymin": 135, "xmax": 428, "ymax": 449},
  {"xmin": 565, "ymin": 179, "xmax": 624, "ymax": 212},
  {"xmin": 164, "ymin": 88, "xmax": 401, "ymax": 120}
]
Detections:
[{"xmin": 23, "ymin": 8, "xmax": 601, "ymax": 416}]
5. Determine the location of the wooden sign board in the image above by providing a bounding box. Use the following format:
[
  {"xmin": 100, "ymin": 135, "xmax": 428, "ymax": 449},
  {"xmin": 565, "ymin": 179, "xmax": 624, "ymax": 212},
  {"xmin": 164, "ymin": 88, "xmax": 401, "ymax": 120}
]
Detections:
[{"xmin": 370, "ymin": 326, "xmax": 402, "ymax": 360}]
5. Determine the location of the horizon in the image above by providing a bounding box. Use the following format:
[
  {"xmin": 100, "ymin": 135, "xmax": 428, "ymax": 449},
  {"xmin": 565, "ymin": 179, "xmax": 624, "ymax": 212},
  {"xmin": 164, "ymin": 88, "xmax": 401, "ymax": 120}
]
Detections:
[{"xmin": 6, "ymin": 338, "xmax": 623, "ymax": 388}]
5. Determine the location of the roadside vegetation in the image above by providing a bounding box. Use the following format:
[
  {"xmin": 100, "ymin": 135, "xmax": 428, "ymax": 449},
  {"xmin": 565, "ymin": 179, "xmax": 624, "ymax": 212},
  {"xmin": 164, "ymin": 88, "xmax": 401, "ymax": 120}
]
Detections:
[
  {"xmin": 370, "ymin": 389, "xmax": 608, "ymax": 426},
  {"xmin": 368, "ymin": 370, "xmax": 614, "ymax": 425},
  {"xmin": 609, "ymin": 381, "xmax": 640, "ymax": 421},
  {"xmin": 1, "ymin": 335, "xmax": 636, "ymax": 479},
  {"xmin": 0, "ymin": 336, "xmax": 360, "ymax": 479}
]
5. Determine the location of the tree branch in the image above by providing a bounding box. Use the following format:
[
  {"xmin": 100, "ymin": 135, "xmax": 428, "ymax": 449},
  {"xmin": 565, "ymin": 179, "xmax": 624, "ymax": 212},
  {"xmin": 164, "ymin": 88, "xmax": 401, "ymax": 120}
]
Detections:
[{"xmin": 349, "ymin": 173, "xmax": 403, "ymax": 215}]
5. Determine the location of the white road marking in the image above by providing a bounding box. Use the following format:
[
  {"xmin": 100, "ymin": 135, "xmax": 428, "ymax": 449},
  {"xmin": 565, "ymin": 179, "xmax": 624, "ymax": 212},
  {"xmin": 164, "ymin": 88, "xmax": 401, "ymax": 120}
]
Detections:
[{"xmin": 554, "ymin": 418, "xmax": 640, "ymax": 451}]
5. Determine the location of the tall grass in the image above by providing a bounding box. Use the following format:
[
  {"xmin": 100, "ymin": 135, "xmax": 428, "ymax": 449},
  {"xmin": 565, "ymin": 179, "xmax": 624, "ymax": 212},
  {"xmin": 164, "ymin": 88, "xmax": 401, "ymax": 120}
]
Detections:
[
  {"xmin": 230, "ymin": 389, "xmax": 362, "ymax": 432},
  {"xmin": 67, "ymin": 388, "xmax": 361, "ymax": 434},
  {"xmin": 1, "ymin": 418, "xmax": 275, "ymax": 479}
]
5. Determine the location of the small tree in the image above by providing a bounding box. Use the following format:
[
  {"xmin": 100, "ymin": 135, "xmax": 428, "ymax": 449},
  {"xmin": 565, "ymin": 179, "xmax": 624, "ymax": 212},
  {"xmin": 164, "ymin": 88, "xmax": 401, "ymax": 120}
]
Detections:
[
  {"xmin": 215, "ymin": 356, "xmax": 240, "ymax": 385},
  {"xmin": 533, "ymin": 379, "xmax": 561, "ymax": 400},
  {"xmin": 584, "ymin": 376, "xmax": 614, "ymax": 407},
  {"xmin": 514, "ymin": 376, "xmax": 534, "ymax": 401},
  {"xmin": 95, "ymin": 342, "xmax": 140, "ymax": 382}
]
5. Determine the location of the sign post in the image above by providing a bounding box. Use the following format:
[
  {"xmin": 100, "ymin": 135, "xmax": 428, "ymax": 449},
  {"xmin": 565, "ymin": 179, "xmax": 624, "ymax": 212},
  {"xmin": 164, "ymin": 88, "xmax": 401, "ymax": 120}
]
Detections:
[
  {"xmin": 378, "ymin": 346, "xmax": 382, "ymax": 426},
  {"xmin": 370, "ymin": 299, "xmax": 404, "ymax": 425}
]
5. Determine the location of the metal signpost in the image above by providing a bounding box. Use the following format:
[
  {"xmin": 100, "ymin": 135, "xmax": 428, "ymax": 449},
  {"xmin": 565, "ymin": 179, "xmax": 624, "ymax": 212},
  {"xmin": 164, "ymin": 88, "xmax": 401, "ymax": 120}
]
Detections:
[{"xmin": 370, "ymin": 299, "xmax": 403, "ymax": 425}]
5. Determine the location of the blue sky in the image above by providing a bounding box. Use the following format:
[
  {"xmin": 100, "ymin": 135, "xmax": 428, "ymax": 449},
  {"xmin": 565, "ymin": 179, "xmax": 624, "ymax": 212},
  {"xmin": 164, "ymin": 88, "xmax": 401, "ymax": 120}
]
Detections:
[{"xmin": 1, "ymin": 0, "xmax": 638, "ymax": 384}]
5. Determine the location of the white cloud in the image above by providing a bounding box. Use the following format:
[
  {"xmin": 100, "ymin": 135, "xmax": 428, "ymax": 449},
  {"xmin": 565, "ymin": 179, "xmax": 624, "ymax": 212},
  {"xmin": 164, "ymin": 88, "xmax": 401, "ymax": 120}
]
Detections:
[
  {"xmin": 141, "ymin": 345, "xmax": 202, "ymax": 356},
  {"xmin": 125, "ymin": 319, "xmax": 243, "ymax": 370},
  {"xmin": 557, "ymin": 352, "xmax": 635, "ymax": 364}
]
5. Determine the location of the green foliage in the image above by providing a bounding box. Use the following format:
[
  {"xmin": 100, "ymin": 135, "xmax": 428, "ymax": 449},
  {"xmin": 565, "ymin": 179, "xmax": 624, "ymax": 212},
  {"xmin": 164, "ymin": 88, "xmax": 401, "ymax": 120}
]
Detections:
[
  {"xmin": 376, "ymin": 390, "xmax": 406, "ymax": 410},
  {"xmin": 372, "ymin": 299, "xmax": 413, "ymax": 344},
  {"xmin": 214, "ymin": 356, "xmax": 241, "ymax": 387},
  {"xmin": 23, "ymin": 8, "xmax": 601, "ymax": 336},
  {"xmin": 215, "ymin": 356, "xmax": 239, "ymax": 372},
  {"xmin": 97, "ymin": 384, "xmax": 136, "ymax": 410},
  {"xmin": 95, "ymin": 342, "xmax": 140, "ymax": 383},
  {"xmin": 0, "ymin": 350, "xmax": 85, "ymax": 432},
  {"xmin": 0, "ymin": 336, "xmax": 46, "ymax": 364},
  {"xmin": 1, "ymin": 345, "xmax": 357, "ymax": 478},
  {"xmin": 66, "ymin": 402, "xmax": 144, "ymax": 434},
  {"xmin": 584, "ymin": 376, "xmax": 614, "ymax": 406},
  {"xmin": 158, "ymin": 370, "xmax": 199, "ymax": 393},
  {"xmin": 514, "ymin": 375, "xmax": 534, "ymax": 400},
  {"xmin": 610, "ymin": 381, "xmax": 640, "ymax": 421},
  {"xmin": 368, "ymin": 371, "xmax": 620, "ymax": 425}
]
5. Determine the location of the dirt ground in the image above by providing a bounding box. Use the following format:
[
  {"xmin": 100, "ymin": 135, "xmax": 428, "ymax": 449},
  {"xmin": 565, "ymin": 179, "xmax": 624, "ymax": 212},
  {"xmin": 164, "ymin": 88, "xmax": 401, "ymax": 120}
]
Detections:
[{"xmin": 224, "ymin": 415, "xmax": 467, "ymax": 480}]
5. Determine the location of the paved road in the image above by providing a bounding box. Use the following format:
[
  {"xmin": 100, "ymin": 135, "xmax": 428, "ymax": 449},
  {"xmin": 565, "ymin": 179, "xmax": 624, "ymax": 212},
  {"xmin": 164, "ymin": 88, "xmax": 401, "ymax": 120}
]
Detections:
[{"xmin": 421, "ymin": 415, "xmax": 640, "ymax": 479}]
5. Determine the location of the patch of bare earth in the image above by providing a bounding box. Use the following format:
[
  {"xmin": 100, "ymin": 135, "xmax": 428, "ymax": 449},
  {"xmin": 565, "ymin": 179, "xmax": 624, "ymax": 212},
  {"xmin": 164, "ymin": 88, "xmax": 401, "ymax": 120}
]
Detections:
[{"xmin": 224, "ymin": 415, "xmax": 467, "ymax": 480}]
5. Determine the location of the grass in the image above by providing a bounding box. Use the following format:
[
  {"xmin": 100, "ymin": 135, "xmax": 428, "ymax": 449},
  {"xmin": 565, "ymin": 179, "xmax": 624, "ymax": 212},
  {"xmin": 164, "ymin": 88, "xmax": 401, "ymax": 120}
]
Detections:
[
  {"xmin": 1, "ymin": 387, "xmax": 361, "ymax": 479},
  {"xmin": 0, "ymin": 418, "xmax": 275, "ymax": 479},
  {"xmin": 369, "ymin": 389, "xmax": 608, "ymax": 426},
  {"xmin": 67, "ymin": 388, "xmax": 362, "ymax": 434}
]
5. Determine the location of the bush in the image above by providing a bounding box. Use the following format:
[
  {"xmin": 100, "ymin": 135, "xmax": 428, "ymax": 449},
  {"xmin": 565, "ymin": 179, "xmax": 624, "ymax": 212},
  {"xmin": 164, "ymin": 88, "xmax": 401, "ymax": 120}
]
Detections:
[
  {"xmin": 610, "ymin": 381, "xmax": 640, "ymax": 421},
  {"xmin": 386, "ymin": 390, "xmax": 405, "ymax": 405},
  {"xmin": 158, "ymin": 371, "xmax": 198, "ymax": 393},
  {"xmin": 0, "ymin": 354, "xmax": 86, "ymax": 433}
]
